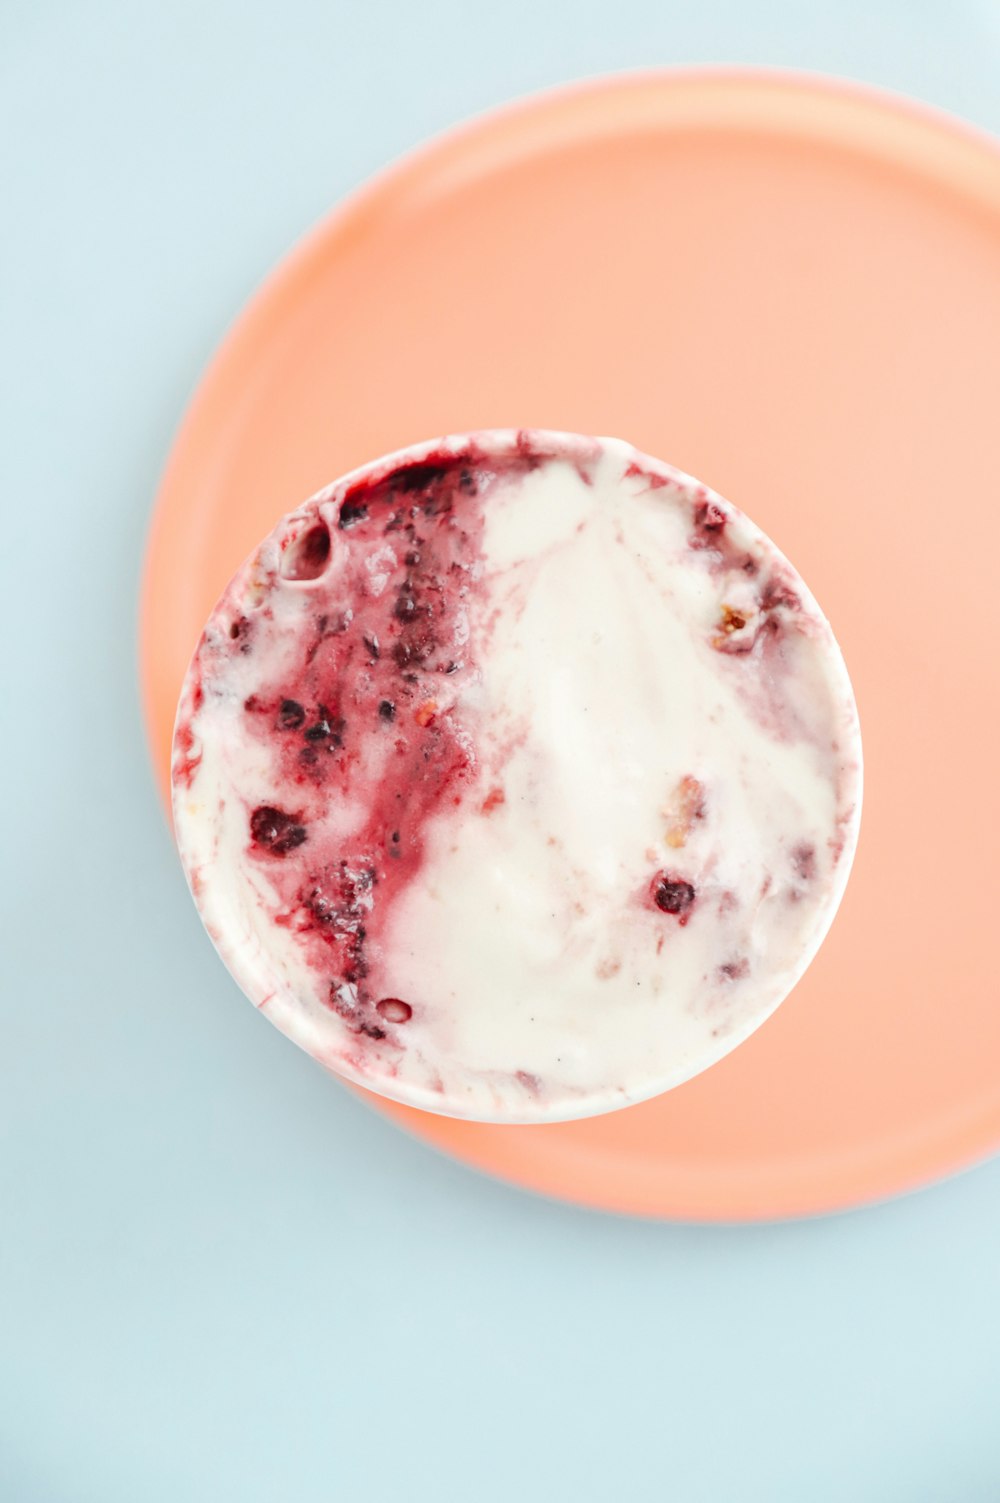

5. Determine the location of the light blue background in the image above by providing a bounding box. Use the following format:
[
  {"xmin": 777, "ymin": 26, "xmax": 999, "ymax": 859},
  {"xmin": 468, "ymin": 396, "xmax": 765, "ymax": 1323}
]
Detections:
[{"xmin": 4, "ymin": 3, "xmax": 1000, "ymax": 1499}]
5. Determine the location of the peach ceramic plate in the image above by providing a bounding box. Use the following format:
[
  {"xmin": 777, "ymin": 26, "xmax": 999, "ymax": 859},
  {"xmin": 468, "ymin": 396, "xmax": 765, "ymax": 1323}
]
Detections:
[{"xmin": 141, "ymin": 69, "xmax": 1000, "ymax": 1219}]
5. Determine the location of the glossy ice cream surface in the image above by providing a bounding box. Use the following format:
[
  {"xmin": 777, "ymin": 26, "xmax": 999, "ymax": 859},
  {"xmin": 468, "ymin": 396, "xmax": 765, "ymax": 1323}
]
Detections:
[{"xmin": 172, "ymin": 431, "xmax": 861, "ymax": 1121}]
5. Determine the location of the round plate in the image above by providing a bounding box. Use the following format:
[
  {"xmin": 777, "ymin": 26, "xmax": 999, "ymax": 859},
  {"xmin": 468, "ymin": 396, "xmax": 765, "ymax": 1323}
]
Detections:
[{"xmin": 141, "ymin": 68, "xmax": 1000, "ymax": 1219}]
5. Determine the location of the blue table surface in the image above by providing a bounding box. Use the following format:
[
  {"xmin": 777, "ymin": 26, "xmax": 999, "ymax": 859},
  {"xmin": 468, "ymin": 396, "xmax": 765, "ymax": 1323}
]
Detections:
[{"xmin": 4, "ymin": 2, "xmax": 1000, "ymax": 1499}]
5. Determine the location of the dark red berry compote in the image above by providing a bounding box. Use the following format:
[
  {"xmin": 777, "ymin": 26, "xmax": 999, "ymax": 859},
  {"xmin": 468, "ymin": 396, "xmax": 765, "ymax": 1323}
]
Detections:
[{"xmin": 172, "ymin": 431, "xmax": 861, "ymax": 1120}]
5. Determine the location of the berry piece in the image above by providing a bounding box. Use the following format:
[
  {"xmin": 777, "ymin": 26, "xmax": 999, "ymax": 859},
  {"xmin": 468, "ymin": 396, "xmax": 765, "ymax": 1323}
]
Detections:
[
  {"xmin": 651, "ymin": 873, "xmax": 696, "ymax": 921},
  {"xmin": 250, "ymin": 806, "xmax": 308, "ymax": 855},
  {"xmin": 395, "ymin": 462, "xmax": 447, "ymax": 493},
  {"xmin": 277, "ymin": 699, "xmax": 306, "ymax": 730},
  {"xmin": 394, "ymin": 591, "xmax": 420, "ymax": 622},
  {"xmin": 304, "ymin": 708, "xmax": 345, "ymax": 746},
  {"xmin": 338, "ymin": 499, "xmax": 369, "ymax": 530}
]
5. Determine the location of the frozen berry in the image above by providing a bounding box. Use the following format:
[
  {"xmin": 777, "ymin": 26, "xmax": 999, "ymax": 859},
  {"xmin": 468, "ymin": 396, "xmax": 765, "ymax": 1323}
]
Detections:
[
  {"xmin": 338, "ymin": 498, "xmax": 369, "ymax": 530},
  {"xmin": 395, "ymin": 462, "xmax": 447, "ymax": 493},
  {"xmin": 651, "ymin": 873, "xmax": 696, "ymax": 919},
  {"xmin": 250, "ymin": 806, "xmax": 308, "ymax": 855},
  {"xmin": 378, "ymin": 700, "xmax": 396, "ymax": 721},
  {"xmin": 304, "ymin": 709, "xmax": 344, "ymax": 745},
  {"xmin": 278, "ymin": 698, "xmax": 305, "ymax": 730}
]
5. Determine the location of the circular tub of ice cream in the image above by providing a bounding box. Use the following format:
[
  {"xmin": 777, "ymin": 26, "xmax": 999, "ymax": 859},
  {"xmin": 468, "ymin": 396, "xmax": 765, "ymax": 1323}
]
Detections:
[{"xmin": 172, "ymin": 430, "xmax": 862, "ymax": 1122}]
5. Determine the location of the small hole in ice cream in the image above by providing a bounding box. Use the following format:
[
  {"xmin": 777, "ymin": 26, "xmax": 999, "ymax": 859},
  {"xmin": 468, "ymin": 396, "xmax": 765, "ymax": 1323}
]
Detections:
[
  {"xmin": 376, "ymin": 998, "xmax": 412, "ymax": 1024},
  {"xmin": 281, "ymin": 521, "xmax": 331, "ymax": 581}
]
